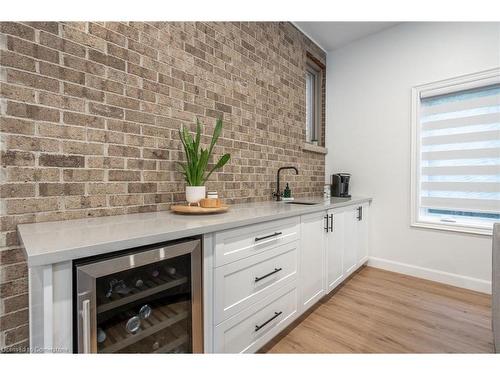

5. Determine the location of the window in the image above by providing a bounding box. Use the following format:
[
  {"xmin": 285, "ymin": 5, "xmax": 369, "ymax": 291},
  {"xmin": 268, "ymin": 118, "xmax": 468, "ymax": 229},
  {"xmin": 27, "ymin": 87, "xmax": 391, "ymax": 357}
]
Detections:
[
  {"xmin": 305, "ymin": 55, "xmax": 324, "ymax": 144},
  {"xmin": 411, "ymin": 68, "xmax": 500, "ymax": 235}
]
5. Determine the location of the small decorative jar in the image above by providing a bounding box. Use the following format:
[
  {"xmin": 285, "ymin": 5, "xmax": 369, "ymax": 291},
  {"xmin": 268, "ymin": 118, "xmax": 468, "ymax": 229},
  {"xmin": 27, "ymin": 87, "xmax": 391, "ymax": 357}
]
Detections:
[{"xmin": 207, "ymin": 191, "xmax": 218, "ymax": 199}]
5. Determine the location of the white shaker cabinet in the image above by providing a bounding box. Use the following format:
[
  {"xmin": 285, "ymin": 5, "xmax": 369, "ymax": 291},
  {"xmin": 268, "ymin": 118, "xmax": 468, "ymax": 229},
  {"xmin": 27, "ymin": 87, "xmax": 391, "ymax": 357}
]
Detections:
[
  {"xmin": 325, "ymin": 209, "xmax": 344, "ymax": 292},
  {"xmin": 326, "ymin": 203, "xmax": 370, "ymax": 292},
  {"xmin": 343, "ymin": 206, "xmax": 359, "ymax": 277},
  {"xmin": 299, "ymin": 211, "xmax": 327, "ymax": 312},
  {"xmin": 356, "ymin": 203, "xmax": 370, "ymax": 267},
  {"xmin": 206, "ymin": 198, "xmax": 371, "ymax": 353},
  {"xmin": 345, "ymin": 203, "xmax": 370, "ymax": 274}
]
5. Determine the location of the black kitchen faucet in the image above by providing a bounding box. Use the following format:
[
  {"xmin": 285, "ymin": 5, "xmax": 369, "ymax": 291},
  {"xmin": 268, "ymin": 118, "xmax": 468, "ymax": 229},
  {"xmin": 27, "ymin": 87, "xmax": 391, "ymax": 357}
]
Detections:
[{"xmin": 273, "ymin": 166, "xmax": 298, "ymax": 201}]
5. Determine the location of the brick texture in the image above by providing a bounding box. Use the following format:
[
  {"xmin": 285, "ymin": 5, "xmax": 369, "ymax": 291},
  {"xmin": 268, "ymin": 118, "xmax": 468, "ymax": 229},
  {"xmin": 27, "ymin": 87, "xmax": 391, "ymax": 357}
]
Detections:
[{"xmin": 0, "ymin": 21, "xmax": 326, "ymax": 351}]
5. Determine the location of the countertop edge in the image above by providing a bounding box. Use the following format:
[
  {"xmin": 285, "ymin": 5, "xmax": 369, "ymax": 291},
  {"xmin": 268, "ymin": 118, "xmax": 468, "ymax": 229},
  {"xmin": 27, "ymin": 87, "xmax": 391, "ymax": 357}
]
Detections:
[{"xmin": 20, "ymin": 197, "xmax": 372, "ymax": 267}]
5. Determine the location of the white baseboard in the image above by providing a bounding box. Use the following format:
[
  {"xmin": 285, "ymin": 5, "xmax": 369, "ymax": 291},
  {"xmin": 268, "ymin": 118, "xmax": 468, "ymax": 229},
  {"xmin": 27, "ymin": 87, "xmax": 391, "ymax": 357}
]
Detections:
[{"xmin": 367, "ymin": 257, "xmax": 491, "ymax": 294}]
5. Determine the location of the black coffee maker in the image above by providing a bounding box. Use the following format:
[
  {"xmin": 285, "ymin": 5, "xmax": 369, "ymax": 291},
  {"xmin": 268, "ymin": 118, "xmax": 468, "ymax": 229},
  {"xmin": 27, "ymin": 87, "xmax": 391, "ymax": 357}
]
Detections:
[{"xmin": 331, "ymin": 173, "xmax": 351, "ymax": 198}]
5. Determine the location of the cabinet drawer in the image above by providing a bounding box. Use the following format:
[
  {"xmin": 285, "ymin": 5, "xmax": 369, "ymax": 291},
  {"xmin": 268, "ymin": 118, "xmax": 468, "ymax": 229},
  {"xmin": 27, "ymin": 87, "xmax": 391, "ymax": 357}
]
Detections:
[
  {"xmin": 214, "ymin": 241, "xmax": 298, "ymax": 324},
  {"xmin": 214, "ymin": 216, "xmax": 299, "ymax": 267},
  {"xmin": 214, "ymin": 283, "xmax": 298, "ymax": 353}
]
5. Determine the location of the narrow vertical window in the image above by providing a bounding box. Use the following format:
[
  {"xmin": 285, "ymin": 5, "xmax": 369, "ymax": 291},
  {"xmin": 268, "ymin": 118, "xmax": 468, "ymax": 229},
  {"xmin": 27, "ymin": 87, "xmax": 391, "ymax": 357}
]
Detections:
[{"xmin": 305, "ymin": 55, "xmax": 324, "ymax": 145}]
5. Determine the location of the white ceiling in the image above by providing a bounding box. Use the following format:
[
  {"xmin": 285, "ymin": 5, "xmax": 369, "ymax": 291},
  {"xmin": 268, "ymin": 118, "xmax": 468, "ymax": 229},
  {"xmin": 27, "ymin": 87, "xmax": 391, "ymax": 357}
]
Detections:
[{"xmin": 295, "ymin": 22, "xmax": 399, "ymax": 51}]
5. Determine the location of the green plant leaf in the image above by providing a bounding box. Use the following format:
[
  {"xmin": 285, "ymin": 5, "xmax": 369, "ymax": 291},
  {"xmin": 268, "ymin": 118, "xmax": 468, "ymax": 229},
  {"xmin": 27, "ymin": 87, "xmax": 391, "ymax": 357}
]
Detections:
[
  {"xmin": 182, "ymin": 126, "xmax": 195, "ymax": 161},
  {"xmin": 203, "ymin": 153, "xmax": 230, "ymax": 184},
  {"xmin": 178, "ymin": 128, "xmax": 188, "ymax": 161},
  {"xmin": 176, "ymin": 161, "xmax": 192, "ymax": 186},
  {"xmin": 208, "ymin": 117, "xmax": 223, "ymax": 156},
  {"xmin": 195, "ymin": 148, "xmax": 209, "ymax": 186},
  {"xmin": 194, "ymin": 118, "xmax": 201, "ymax": 156}
]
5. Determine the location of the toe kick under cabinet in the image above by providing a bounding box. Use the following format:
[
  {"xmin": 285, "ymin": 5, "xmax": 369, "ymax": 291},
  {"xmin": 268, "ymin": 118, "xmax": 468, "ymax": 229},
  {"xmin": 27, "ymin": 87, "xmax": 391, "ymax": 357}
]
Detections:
[{"xmin": 207, "ymin": 201, "xmax": 370, "ymax": 353}]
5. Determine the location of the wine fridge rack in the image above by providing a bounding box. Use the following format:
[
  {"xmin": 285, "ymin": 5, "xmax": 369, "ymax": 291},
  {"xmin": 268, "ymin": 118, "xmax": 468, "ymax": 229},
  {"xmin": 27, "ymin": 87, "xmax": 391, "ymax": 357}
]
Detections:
[
  {"xmin": 153, "ymin": 330, "xmax": 189, "ymax": 353},
  {"xmin": 118, "ymin": 320, "xmax": 189, "ymax": 354},
  {"xmin": 97, "ymin": 273, "xmax": 188, "ymax": 314},
  {"xmin": 98, "ymin": 301, "xmax": 189, "ymax": 353}
]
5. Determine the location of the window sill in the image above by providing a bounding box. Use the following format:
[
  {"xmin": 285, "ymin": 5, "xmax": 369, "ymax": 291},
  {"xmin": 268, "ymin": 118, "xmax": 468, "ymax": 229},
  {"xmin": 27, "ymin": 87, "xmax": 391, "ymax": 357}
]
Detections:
[
  {"xmin": 411, "ymin": 219, "xmax": 492, "ymax": 236},
  {"xmin": 302, "ymin": 142, "xmax": 328, "ymax": 155}
]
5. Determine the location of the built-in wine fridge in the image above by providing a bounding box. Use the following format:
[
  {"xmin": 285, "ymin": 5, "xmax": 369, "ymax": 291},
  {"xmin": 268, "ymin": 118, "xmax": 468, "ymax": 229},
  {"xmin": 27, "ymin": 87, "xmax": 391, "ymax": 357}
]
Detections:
[{"xmin": 73, "ymin": 239, "xmax": 202, "ymax": 353}]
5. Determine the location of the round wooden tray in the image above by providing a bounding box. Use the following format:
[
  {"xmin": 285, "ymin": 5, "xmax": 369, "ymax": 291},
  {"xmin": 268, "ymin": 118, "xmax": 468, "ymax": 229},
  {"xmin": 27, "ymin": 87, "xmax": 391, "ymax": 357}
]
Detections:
[{"xmin": 170, "ymin": 204, "xmax": 229, "ymax": 215}]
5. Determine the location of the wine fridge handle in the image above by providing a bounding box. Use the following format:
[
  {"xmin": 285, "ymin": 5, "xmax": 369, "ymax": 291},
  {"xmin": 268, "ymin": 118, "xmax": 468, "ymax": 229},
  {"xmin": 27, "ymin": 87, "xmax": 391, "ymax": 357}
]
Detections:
[{"xmin": 82, "ymin": 299, "xmax": 91, "ymax": 353}]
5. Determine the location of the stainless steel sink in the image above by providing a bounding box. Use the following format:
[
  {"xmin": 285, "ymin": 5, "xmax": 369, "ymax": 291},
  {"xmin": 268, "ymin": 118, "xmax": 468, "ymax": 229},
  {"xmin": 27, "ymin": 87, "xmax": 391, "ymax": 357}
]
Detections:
[{"xmin": 284, "ymin": 201, "xmax": 319, "ymax": 205}]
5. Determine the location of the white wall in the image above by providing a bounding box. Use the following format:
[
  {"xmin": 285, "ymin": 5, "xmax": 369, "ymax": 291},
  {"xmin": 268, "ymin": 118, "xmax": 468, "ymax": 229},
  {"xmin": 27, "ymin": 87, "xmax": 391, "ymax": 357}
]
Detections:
[{"xmin": 326, "ymin": 22, "xmax": 500, "ymax": 292}]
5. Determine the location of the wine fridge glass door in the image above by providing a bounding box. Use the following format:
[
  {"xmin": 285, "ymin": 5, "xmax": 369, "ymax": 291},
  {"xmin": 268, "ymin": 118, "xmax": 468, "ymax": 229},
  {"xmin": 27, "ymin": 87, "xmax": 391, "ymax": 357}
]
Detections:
[{"xmin": 76, "ymin": 240, "xmax": 202, "ymax": 353}]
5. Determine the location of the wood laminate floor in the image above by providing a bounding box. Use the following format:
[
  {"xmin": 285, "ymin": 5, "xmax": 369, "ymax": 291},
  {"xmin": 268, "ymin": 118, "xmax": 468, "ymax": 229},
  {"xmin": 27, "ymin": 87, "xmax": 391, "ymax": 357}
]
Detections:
[{"xmin": 264, "ymin": 266, "xmax": 494, "ymax": 353}]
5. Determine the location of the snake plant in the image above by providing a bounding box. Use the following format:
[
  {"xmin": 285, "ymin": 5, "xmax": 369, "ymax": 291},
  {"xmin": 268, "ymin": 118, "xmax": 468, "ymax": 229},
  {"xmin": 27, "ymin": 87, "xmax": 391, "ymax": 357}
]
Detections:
[{"xmin": 177, "ymin": 118, "xmax": 231, "ymax": 186}]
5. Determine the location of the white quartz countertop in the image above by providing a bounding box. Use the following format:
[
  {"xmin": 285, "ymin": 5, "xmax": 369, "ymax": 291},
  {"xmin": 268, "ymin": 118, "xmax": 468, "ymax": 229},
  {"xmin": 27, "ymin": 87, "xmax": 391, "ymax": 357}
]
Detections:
[{"xmin": 18, "ymin": 196, "xmax": 371, "ymax": 267}]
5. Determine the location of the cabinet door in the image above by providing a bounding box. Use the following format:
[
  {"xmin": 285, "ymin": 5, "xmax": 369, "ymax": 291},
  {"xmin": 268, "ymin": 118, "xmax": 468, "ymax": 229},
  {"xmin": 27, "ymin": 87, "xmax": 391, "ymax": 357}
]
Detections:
[
  {"xmin": 356, "ymin": 203, "xmax": 369, "ymax": 267},
  {"xmin": 300, "ymin": 212, "xmax": 326, "ymax": 312},
  {"xmin": 326, "ymin": 209, "xmax": 344, "ymax": 292},
  {"xmin": 343, "ymin": 207, "xmax": 358, "ymax": 277}
]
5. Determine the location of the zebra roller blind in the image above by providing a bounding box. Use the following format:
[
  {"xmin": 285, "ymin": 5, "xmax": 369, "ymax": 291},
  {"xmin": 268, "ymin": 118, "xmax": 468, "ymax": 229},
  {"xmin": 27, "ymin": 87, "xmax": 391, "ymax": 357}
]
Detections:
[{"xmin": 415, "ymin": 71, "xmax": 500, "ymax": 232}]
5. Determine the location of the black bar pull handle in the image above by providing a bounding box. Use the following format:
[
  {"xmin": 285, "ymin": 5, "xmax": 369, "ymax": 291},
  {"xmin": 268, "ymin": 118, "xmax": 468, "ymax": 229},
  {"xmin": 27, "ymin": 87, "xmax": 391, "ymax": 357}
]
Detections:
[
  {"xmin": 255, "ymin": 232, "xmax": 282, "ymax": 242},
  {"xmin": 324, "ymin": 215, "xmax": 329, "ymax": 232},
  {"xmin": 357, "ymin": 206, "xmax": 363, "ymax": 221},
  {"xmin": 255, "ymin": 311, "xmax": 283, "ymax": 332},
  {"xmin": 255, "ymin": 267, "xmax": 282, "ymax": 282}
]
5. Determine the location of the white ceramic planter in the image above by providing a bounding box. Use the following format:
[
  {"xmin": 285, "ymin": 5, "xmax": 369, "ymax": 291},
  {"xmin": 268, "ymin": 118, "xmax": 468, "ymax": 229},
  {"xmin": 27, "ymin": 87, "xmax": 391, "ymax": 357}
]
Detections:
[{"xmin": 185, "ymin": 186, "xmax": 206, "ymax": 205}]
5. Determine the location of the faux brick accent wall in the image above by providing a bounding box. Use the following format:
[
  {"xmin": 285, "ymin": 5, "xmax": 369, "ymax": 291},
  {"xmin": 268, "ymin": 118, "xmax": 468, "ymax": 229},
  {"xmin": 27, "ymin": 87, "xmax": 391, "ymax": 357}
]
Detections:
[{"xmin": 0, "ymin": 22, "xmax": 326, "ymax": 352}]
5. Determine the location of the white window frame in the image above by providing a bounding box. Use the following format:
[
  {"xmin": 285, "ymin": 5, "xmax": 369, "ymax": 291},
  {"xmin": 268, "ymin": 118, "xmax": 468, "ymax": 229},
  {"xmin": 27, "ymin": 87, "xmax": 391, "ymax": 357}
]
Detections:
[
  {"xmin": 305, "ymin": 55, "xmax": 323, "ymax": 145},
  {"xmin": 410, "ymin": 68, "xmax": 500, "ymax": 236}
]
